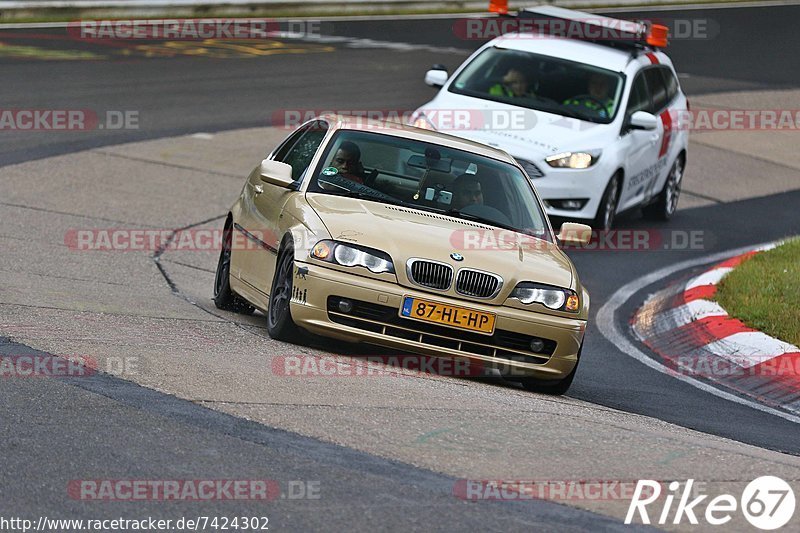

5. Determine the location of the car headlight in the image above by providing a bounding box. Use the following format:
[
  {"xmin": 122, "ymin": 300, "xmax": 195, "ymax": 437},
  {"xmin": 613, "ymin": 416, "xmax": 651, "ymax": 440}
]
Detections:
[
  {"xmin": 310, "ymin": 240, "xmax": 395, "ymax": 274},
  {"xmin": 510, "ymin": 282, "xmax": 580, "ymax": 312},
  {"xmin": 545, "ymin": 150, "xmax": 601, "ymax": 169},
  {"xmin": 410, "ymin": 112, "xmax": 437, "ymax": 131}
]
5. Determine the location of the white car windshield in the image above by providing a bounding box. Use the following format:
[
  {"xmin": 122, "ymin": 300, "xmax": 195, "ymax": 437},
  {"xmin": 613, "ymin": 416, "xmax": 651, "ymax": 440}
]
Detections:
[
  {"xmin": 449, "ymin": 47, "xmax": 624, "ymax": 124},
  {"xmin": 308, "ymin": 129, "xmax": 552, "ymax": 240}
]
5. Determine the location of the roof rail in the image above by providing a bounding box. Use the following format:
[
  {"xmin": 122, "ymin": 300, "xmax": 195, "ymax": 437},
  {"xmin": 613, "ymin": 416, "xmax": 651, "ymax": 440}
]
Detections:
[{"xmin": 491, "ymin": 4, "xmax": 669, "ymax": 54}]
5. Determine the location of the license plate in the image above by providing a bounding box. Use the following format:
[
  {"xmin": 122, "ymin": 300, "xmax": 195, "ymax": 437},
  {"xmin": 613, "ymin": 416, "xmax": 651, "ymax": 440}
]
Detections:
[{"xmin": 400, "ymin": 296, "xmax": 496, "ymax": 334}]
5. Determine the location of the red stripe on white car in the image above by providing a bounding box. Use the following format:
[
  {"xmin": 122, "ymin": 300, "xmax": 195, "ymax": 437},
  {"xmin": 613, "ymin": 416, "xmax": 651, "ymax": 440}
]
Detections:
[
  {"xmin": 645, "ymin": 52, "xmax": 659, "ymax": 65},
  {"xmin": 659, "ymin": 109, "xmax": 673, "ymax": 158}
]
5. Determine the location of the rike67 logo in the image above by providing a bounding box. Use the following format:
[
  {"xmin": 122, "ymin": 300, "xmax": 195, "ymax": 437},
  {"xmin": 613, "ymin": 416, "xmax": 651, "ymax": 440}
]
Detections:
[{"xmin": 626, "ymin": 477, "xmax": 795, "ymax": 529}]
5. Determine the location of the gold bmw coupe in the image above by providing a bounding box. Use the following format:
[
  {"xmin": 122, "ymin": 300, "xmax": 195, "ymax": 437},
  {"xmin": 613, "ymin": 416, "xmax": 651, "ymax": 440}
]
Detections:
[{"xmin": 214, "ymin": 115, "xmax": 592, "ymax": 394}]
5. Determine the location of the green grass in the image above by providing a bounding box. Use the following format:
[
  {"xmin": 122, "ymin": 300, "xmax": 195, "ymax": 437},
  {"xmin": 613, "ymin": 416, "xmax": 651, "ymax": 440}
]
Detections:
[{"xmin": 715, "ymin": 238, "xmax": 800, "ymax": 347}]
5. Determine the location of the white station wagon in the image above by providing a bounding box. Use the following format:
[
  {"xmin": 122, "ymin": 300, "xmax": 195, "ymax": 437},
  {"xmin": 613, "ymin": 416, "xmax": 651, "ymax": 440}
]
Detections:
[{"xmin": 412, "ymin": 5, "xmax": 689, "ymax": 229}]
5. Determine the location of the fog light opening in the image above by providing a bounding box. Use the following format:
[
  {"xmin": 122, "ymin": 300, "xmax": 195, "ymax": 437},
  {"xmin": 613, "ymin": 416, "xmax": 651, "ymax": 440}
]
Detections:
[
  {"xmin": 548, "ymin": 199, "xmax": 589, "ymax": 211},
  {"xmin": 529, "ymin": 338, "xmax": 546, "ymax": 353},
  {"xmin": 338, "ymin": 299, "xmax": 354, "ymax": 314}
]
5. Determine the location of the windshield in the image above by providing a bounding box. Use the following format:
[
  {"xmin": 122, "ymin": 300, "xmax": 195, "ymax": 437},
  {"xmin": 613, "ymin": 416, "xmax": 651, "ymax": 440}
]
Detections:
[
  {"xmin": 448, "ymin": 47, "xmax": 624, "ymax": 124},
  {"xmin": 308, "ymin": 130, "xmax": 551, "ymax": 239}
]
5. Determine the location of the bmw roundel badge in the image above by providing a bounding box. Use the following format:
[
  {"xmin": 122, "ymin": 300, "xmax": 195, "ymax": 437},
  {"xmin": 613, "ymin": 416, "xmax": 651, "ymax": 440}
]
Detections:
[{"xmin": 450, "ymin": 252, "xmax": 464, "ymax": 261}]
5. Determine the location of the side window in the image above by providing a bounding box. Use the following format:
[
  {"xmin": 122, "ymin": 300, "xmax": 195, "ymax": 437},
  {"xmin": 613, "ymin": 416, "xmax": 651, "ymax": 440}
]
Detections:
[
  {"xmin": 277, "ymin": 121, "xmax": 328, "ymax": 181},
  {"xmin": 645, "ymin": 68, "xmax": 668, "ymax": 113},
  {"xmin": 272, "ymin": 128, "xmax": 306, "ymax": 162},
  {"xmin": 660, "ymin": 66, "xmax": 679, "ymax": 104},
  {"xmin": 627, "ymin": 72, "xmax": 651, "ymax": 116}
]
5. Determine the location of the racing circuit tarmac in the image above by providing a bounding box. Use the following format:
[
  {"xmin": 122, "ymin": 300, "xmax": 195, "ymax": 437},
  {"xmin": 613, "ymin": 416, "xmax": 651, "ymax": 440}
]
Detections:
[{"xmin": 1, "ymin": 3, "xmax": 800, "ymax": 530}]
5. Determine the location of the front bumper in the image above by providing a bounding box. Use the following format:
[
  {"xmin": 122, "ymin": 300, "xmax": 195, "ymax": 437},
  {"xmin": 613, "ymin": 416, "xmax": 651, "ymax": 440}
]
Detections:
[
  {"xmin": 527, "ymin": 163, "xmax": 612, "ymax": 221},
  {"xmin": 289, "ymin": 261, "xmax": 587, "ymax": 381}
]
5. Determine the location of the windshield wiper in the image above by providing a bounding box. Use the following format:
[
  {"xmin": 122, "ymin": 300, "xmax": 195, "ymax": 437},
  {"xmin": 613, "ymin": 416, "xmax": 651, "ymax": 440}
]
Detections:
[
  {"xmin": 443, "ymin": 209, "xmax": 518, "ymax": 233},
  {"xmin": 322, "ymin": 189, "xmax": 410, "ymax": 208}
]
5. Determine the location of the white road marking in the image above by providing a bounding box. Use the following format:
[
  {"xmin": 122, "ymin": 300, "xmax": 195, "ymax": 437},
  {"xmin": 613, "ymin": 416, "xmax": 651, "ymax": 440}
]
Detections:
[
  {"xmin": 704, "ymin": 332, "xmax": 800, "ymax": 368},
  {"xmin": 684, "ymin": 298, "xmax": 728, "ymax": 320},
  {"xmin": 266, "ymin": 31, "xmax": 471, "ymax": 54},
  {"xmin": 596, "ymin": 241, "xmax": 800, "ymax": 424},
  {"xmin": 685, "ymin": 267, "xmax": 732, "ymax": 290},
  {"xmin": 639, "ymin": 298, "xmax": 729, "ymax": 335}
]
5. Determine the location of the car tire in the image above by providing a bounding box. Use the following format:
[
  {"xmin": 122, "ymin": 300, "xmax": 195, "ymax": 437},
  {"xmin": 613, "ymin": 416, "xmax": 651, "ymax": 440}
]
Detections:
[
  {"xmin": 592, "ymin": 172, "xmax": 621, "ymax": 230},
  {"xmin": 267, "ymin": 242, "xmax": 301, "ymax": 342},
  {"xmin": 213, "ymin": 219, "xmax": 255, "ymax": 315},
  {"xmin": 643, "ymin": 155, "xmax": 684, "ymax": 221},
  {"xmin": 517, "ymin": 345, "xmax": 581, "ymax": 395}
]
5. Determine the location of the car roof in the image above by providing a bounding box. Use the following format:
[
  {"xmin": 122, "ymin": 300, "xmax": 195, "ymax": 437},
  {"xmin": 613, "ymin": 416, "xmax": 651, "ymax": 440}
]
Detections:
[
  {"xmin": 318, "ymin": 113, "xmax": 519, "ymax": 165},
  {"xmin": 490, "ymin": 34, "xmax": 634, "ymax": 73}
]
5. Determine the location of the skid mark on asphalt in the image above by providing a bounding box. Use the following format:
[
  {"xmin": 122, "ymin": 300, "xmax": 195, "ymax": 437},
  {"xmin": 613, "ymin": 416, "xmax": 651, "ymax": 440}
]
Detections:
[
  {"xmin": 681, "ymin": 189, "xmax": 724, "ymax": 204},
  {"xmin": 0, "ymin": 200, "xmax": 162, "ymax": 227},
  {"xmin": 162, "ymin": 258, "xmax": 215, "ymax": 273},
  {"xmin": 93, "ymin": 149, "xmax": 244, "ymax": 179},
  {"xmin": 153, "ymin": 213, "xmax": 227, "ymax": 295},
  {"xmin": 0, "ymin": 267, "xmax": 129, "ymax": 286},
  {"xmin": 0, "ymin": 303, "xmax": 223, "ymax": 324}
]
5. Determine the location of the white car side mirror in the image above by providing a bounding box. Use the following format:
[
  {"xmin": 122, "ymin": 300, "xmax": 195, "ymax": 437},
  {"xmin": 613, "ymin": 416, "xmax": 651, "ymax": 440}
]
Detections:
[
  {"xmin": 259, "ymin": 159, "xmax": 294, "ymax": 188},
  {"xmin": 629, "ymin": 110, "xmax": 658, "ymax": 131},
  {"xmin": 424, "ymin": 69, "xmax": 448, "ymax": 88}
]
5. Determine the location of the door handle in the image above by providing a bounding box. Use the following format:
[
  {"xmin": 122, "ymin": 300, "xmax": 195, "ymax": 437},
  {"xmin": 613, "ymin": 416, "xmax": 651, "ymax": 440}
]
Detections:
[{"xmin": 254, "ymin": 184, "xmax": 264, "ymax": 195}]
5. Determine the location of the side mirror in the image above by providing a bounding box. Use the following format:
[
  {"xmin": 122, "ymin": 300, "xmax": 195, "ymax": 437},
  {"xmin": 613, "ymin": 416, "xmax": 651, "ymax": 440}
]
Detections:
[
  {"xmin": 629, "ymin": 110, "xmax": 658, "ymax": 131},
  {"xmin": 425, "ymin": 65, "xmax": 448, "ymax": 88},
  {"xmin": 259, "ymin": 159, "xmax": 294, "ymax": 188},
  {"xmin": 557, "ymin": 222, "xmax": 593, "ymax": 246}
]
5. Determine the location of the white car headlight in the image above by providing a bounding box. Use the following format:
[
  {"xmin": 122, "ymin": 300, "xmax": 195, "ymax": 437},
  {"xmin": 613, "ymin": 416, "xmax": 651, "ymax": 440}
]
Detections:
[
  {"xmin": 545, "ymin": 150, "xmax": 601, "ymax": 169},
  {"xmin": 510, "ymin": 282, "xmax": 580, "ymax": 312},
  {"xmin": 311, "ymin": 240, "xmax": 395, "ymax": 274}
]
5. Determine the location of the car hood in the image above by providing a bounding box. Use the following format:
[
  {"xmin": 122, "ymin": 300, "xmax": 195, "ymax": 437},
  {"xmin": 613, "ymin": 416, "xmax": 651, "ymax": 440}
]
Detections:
[
  {"xmin": 419, "ymin": 95, "xmax": 611, "ymax": 158},
  {"xmin": 307, "ymin": 193, "xmax": 574, "ymax": 297}
]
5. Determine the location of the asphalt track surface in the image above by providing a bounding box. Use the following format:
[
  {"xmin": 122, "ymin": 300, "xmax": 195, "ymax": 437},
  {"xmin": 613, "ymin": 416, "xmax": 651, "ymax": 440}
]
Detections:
[{"xmin": 1, "ymin": 3, "xmax": 800, "ymax": 530}]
